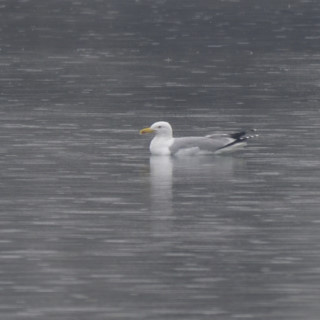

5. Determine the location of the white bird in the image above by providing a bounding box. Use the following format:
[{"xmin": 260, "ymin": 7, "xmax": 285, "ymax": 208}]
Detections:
[{"xmin": 140, "ymin": 121, "xmax": 257, "ymax": 156}]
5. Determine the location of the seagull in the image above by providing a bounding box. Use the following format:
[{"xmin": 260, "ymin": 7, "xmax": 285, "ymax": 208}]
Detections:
[{"xmin": 140, "ymin": 121, "xmax": 257, "ymax": 156}]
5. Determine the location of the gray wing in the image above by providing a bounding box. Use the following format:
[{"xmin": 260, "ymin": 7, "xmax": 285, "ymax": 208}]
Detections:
[{"xmin": 169, "ymin": 135, "xmax": 234, "ymax": 154}]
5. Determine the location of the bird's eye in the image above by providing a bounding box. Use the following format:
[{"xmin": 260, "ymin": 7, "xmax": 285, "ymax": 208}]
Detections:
[{"xmin": 158, "ymin": 125, "xmax": 162, "ymax": 128}]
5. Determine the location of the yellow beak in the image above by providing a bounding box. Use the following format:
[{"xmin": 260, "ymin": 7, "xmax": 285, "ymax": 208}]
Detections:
[{"xmin": 139, "ymin": 127, "xmax": 154, "ymax": 135}]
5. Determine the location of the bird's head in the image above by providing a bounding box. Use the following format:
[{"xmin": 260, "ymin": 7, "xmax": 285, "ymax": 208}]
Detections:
[{"xmin": 140, "ymin": 121, "xmax": 173, "ymax": 137}]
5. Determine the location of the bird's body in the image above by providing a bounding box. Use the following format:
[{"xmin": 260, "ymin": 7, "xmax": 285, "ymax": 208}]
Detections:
[{"xmin": 140, "ymin": 121, "xmax": 257, "ymax": 156}]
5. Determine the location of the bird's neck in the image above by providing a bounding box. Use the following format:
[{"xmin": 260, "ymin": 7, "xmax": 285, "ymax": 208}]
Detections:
[{"xmin": 156, "ymin": 132, "xmax": 172, "ymax": 139}]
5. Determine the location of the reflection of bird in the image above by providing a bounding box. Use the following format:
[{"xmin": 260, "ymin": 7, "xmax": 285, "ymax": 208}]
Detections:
[{"xmin": 140, "ymin": 121, "xmax": 257, "ymax": 156}]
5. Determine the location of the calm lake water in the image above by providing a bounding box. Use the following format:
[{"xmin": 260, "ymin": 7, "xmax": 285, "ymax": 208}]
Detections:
[{"xmin": 1, "ymin": 0, "xmax": 320, "ymax": 319}]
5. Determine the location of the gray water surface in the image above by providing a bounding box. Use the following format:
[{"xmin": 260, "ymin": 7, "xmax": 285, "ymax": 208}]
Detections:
[{"xmin": 1, "ymin": 1, "xmax": 320, "ymax": 319}]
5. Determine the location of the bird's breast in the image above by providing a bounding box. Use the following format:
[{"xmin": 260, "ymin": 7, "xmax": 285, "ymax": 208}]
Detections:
[{"xmin": 150, "ymin": 137, "xmax": 173, "ymax": 155}]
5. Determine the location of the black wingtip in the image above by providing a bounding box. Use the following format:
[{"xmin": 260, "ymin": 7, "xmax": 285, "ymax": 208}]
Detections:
[{"xmin": 229, "ymin": 129, "xmax": 258, "ymax": 141}]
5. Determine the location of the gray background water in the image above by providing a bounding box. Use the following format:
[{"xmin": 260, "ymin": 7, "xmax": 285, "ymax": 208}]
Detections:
[{"xmin": 1, "ymin": 0, "xmax": 320, "ymax": 319}]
